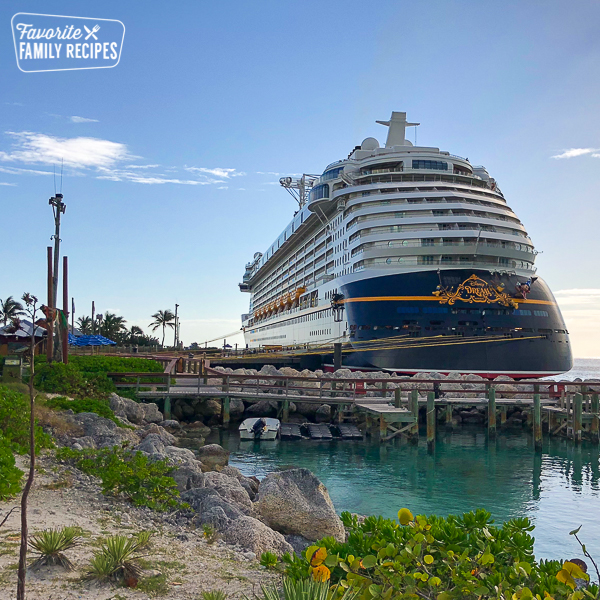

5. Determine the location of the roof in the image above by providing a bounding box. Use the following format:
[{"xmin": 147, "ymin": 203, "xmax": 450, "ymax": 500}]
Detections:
[
  {"xmin": 0, "ymin": 319, "xmax": 46, "ymax": 339},
  {"xmin": 68, "ymin": 334, "xmax": 116, "ymax": 346}
]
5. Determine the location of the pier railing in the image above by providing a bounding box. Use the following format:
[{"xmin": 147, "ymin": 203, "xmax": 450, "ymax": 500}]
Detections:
[{"xmin": 106, "ymin": 364, "xmax": 600, "ymax": 446}]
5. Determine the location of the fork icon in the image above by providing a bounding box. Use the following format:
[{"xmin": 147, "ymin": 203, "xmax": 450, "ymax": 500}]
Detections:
[{"xmin": 84, "ymin": 25, "xmax": 100, "ymax": 40}]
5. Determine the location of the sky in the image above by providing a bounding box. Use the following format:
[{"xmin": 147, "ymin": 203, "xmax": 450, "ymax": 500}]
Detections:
[{"xmin": 1, "ymin": 0, "xmax": 599, "ymax": 357}]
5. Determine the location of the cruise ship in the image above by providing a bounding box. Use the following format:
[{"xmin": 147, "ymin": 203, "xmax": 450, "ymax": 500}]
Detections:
[{"xmin": 239, "ymin": 112, "xmax": 572, "ymax": 378}]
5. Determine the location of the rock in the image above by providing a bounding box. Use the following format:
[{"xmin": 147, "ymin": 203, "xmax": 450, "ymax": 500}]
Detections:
[
  {"xmin": 197, "ymin": 444, "xmax": 230, "ymax": 470},
  {"xmin": 223, "ymin": 516, "xmax": 293, "ymax": 557},
  {"xmin": 66, "ymin": 412, "xmax": 138, "ymax": 449},
  {"xmin": 196, "ymin": 471, "xmax": 252, "ymax": 510},
  {"xmin": 229, "ymin": 398, "xmax": 245, "ymax": 419},
  {"xmin": 220, "ymin": 465, "xmax": 259, "ymax": 500},
  {"xmin": 285, "ymin": 534, "xmax": 313, "ymax": 555},
  {"xmin": 161, "ymin": 419, "xmax": 182, "ymax": 431},
  {"xmin": 109, "ymin": 393, "xmax": 145, "ymax": 424},
  {"xmin": 295, "ymin": 402, "xmax": 318, "ymax": 419},
  {"xmin": 141, "ymin": 424, "xmax": 176, "ymax": 445},
  {"xmin": 196, "ymin": 399, "xmax": 222, "ymax": 418},
  {"xmin": 256, "ymin": 468, "xmax": 345, "ymax": 542},
  {"xmin": 140, "ymin": 402, "xmax": 163, "ymax": 423},
  {"xmin": 244, "ymin": 400, "xmax": 278, "ymax": 418},
  {"xmin": 315, "ymin": 405, "xmax": 331, "ymax": 423},
  {"xmin": 135, "ymin": 433, "xmax": 167, "ymax": 457},
  {"xmin": 185, "ymin": 421, "xmax": 211, "ymax": 437},
  {"xmin": 259, "ymin": 365, "xmax": 280, "ymax": 377},
  {"xmin": 182, "ymin": 487, "xmax": 245, "ymax": 521}
]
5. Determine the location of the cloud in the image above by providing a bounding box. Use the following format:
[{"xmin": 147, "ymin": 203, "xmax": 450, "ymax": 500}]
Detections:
[
  {"xmin": 70, "ymin": 116, "xmax": 99, "ymax": 123},
  {"xmin": 184, "ymin": 166, "xmax": 245, "ymax": 179},
  {"xmin": 554, "ymin": 289, "xmax": 600, "ymax": 306},
  {"xmin": 5, "ymin": 102, "xmax": 24, "ymax": 107},
  {"xmin": 257, "ymin": 171, "xmax": 282, "ymax": 176},
  {"xmin": 96, "ymin": 169, "xmax": 213, "ymax": 185},
  {"xmin": 0, "ymin": 165, "xmax": 53, "ymax": 176},
  {"xmin": 593, "ymin": 153, "xmax": 600, "ymax": 158},
  {"xmin": 217, "ymin": 186, "xmax": 229, "ymax": 189},
  {"xmin": 0, "ymin": 182, "xmax": 16, "ymax": 186},
  {"xmin": 551, "ymin": 148, "xmax": 598, "ymax": 159},
  {"xmin": 0, "ymin": 131, "xmax": 134, "ymax": 168},
  {"xmin": 237, "ymin": 188, "xmax": 246, "ymax": 191},
  {"xmin": 124, "ymin": 164, "xmax": 161, "ymax": 169}
]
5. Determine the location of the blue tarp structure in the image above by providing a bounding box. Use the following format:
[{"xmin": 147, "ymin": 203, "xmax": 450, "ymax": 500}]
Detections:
[{"xmin": 68, "ymin": 334, "xmax": 116, "ymax": 346}]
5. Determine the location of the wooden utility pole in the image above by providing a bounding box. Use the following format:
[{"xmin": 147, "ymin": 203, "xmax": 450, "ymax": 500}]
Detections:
[
  {"xmin": 62, "ymin": 256, "xmax": 69, "ymax": 364},
  {"xmin": 49, "ymin": 193, "xmax": 66, "ymax": 361},
  {"xmin": 46, "ymin": 247, "xmax": 54, "ymax": 362},
  {"xmin": 174, "ymin": 304, "xmax": 179, "ymax": 348}
]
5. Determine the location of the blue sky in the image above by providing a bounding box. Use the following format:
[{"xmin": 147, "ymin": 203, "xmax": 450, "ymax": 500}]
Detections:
[{"xmin": 1, "ymin": 0, "xmax": 599, "ymax": 356}]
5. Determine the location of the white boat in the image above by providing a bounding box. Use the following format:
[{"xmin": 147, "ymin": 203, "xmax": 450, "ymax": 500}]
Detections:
[{"xmin": 239, "ymin": 417, "xmax": 280, "ymax": 441}]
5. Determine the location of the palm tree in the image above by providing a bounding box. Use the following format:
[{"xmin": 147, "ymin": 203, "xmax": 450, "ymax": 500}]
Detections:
[
  {"xmin": 128, "ymin": 325, "xmax": 144, "ymax": 342},
  {"xmin": 76, "ymin": 316, "xmax": 93, "ymax": 335},
  {"xmin": 0, "ymin": 296, "xmax": 25, "ymax": 326},
  {"xmin": 149, "ymin": 310, "xmax": 175, "ymax": 347},
  {"xmin": 102, "ymin": 312, "xmax": 127, "ymax": 341}
]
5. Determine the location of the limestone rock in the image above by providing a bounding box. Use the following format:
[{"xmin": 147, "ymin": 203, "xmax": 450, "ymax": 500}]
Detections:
[
  {"xmin": 315, "ymin": 405, "xmax": 331, "ymax": 423},
  {"xmin": 256, "ymin": 468, "xmax": 345, "ymax": 542},
  {"xmin": 109, "ymin": 393, "xmax": 145, "ymax": 424},
  {"xmin": 197, "ymin": 471, "xmax": 252, "ymax": 510},
  {"xmin": 185, "ymin": 421, "xmax": 211, "ymax": 437},
  {"xmin": 244, "ymin": 399, "xmax": 278, "ymax": 418},
  {"xmin": 67, "ymin": 412, "xmax": 138, "ymax": 449},
  {"xmin": 223, "ymin": 516, "xmax": 293, "ymax": 557},
  {"xmin": 259, "ymin": 365, "xmax": 280, "ymax": 377},
  {"xmin": 196, "ymin": 399, "xmax": 222, "ymax": 418},
  {"xmin": 229, "ymin": 398, "xmax": 245, "ymax": 419},
  {"xmin": 140, "ymin": 424, "xmax": 176, "ymax": 446},
  {"xmin": 197, "ymin": 444, "xmax": 230, "ymax": 470},
  {"xmin": 140, "ymin": 402, "xmax": 163, "ymax": 423}
]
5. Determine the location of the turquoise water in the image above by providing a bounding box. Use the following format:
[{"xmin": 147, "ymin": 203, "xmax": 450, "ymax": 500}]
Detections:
[{"xmin": 208, "ymin": 427, "xmax": 600, "ymax": 563}]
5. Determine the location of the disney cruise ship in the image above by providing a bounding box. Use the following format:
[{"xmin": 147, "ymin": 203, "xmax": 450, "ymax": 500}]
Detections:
[{"xmin": 239, "ymin": 112, "xmax": 572, "ymax": 377}]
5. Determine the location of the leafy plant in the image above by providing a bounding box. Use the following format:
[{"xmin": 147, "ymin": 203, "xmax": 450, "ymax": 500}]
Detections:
[
  {"xmin": 202, "ymin": 591, "xmax": 227, "ymax": 600},
  {"xmin": 28, "ymin": 526, "xmax": 82, "ymax": 570},
  {"xmin": 0, "ymin": 434, "xmax": 23, "ymax": 499},
  {"xmin": 202, "ymin": 524, "xmax": 219, "ymax": 544},
  {"xmin": 33, "ymin": 362, "xmax": 115, "ymax": 398},
  {"xmin": 258, "ymin": 577, "xmax": 356, "ymax": 600},
  {"xmin": 283, "ymin": 509, "xmax": 600, "ymax": 600},
  {"xmin": 87, "ymin": 532, "xmax": 152, "ymax": 584},
  {"xmin": 260, "ymin": 551, "xmax": 279, "ymax": 570},
  {"xmin": 56, "ymin": 446, "xmax": 183, "ymax": 511},
  {"xmin": 0, "ymin": 385, "xmax": 53, "ymax": 454}
]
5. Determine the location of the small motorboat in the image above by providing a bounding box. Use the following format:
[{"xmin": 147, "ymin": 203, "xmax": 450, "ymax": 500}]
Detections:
[{"xmin": 239, "ymin": 417, "xmax": 280, "ymax": 441}]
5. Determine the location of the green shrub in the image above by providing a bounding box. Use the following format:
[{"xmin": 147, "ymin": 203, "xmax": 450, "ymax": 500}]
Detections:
[
  {"xmin": 282, "ymin": 509, "xmax": 598, "ymax": 599},
  {"xmin": 44, "ymin": 395, "xmax": 129, "ymax": 428},
  {"xmin": 260, "ymin": 551, "xmax": 279, "ymax": 570},
  {"xmin": 56, "ymin": 446, "xmax": 183, "ymax": 511},
  {"xmin": 0, "ymin": 384, "xmax": 53, "ymax": 454},
  {"xmin": 28, "ymin": 526, "xmax": 82, "ymax": 570},
  {"xmin": 33, "ymin": 362, "xmax": 116, "ymax": 398},
  {"xmin": 87, "ymin": 531, "xmax": 151, "ymax": 583},
  {"xmin": 68, "ymin": 356, "xmax": 163, "ymax": 375},
  {"xmin": 0, "ymin": 434, "xmax": 23, "ymax": 499}
]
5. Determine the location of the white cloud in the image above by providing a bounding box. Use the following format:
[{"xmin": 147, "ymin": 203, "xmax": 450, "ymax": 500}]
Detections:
[
  {"xmin": 217, "ymin": 186, "xmax": 229, "ymax": 189},
  {"xmin": 0, "ymin": 182, "xmax": 16, "ymax": 186},
  {"xmin": 184, "ymin": 166, "xmax": 245, "ymax": 179},
  {"xmin": 0, "ymin": 131, "xmax": 134, "ymax": 168},
  {"xmin": 257, "ymin": 171, "xmax": 282, "ymax": 176},
  {"xmin": 96, "ymin": 168, "xmax": 212, "ymax": 185},
  {"xmin": 551, "ymin": 148, "xmax": 598, "ymax": 159},
  {"xmin": 554, "ymin": 289, "xmax": 600, "ymax": 306},
  {"xmin": 124, "ymin": 164, "xmax": 161, "ymax": 169},
  {"xmin": 237, "ymin": 188, "xmax": 246, "ymax": 191},
  {"xmin": 70, "ymin": 116, "xmax": 99, "ymax": 123},
  {"xmin": 592, "ymin": 153, "xmax": 600, "ymax": 158},
  {"xmin": 0, "ymin": 165, "xmax": 53, "ymax": 176}
]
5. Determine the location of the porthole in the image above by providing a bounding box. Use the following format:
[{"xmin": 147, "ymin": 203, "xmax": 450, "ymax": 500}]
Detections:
[{"xmin": 386, "ymin": 258, "xmax": 392, "ymax": 264}]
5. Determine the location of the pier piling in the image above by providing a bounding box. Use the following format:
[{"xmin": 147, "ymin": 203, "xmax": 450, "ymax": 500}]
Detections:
[
  {"xmin": 591, "ymin": 393, "xmax": 599, "ymax": 444},
  {"xmin": 500, "ymin": 405, "xmax": 507, "ymax": 427},
  {"xmin": 573, "ymin": 393, "xmax": 583, "ymax": 443},
  {"xmin": 282, "ymin": 398, "xmax": 290, "ymax": 422},
  {"xmin": 410, "ymin": 390, "xmax": 419, "ymax": 443},
  {"xmin": 533, "ymin": 390, "xmax": 542, "ymax": 451},
  {"xmin": 164, "ymin": 396, "xmax": 171, "ymax": 420},
  {"xmin": 394, "ymin": 388, "xmax": 401, "ymax": 408},
  {"xmin": 380, "ymin": 415, "xmax": 387, "ymax": 438},
  {"xmin": 488, "ymin": 387, "xmax": 497, "ymax": 437},
  {"xmin": 445, "ymin": 404, "xmax": 453, "ymax": 426},
  {"xmin": 222, "ymin": 396, "xmax": 230, "ymax": 426},
  {"xmin": 426, "ymin": 392, "xmax": 435, "ymax": 451}
]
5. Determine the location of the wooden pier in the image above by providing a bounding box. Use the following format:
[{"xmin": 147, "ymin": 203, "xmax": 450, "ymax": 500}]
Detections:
[{"xmin": 107, "ymin": 361, "xmax": 600, "ymax": 448}]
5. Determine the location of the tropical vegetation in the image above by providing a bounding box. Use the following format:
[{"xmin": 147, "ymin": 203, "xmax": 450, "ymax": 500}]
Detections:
[
  {"xmin": 28, "ymin": 527, "xmax": 82, "ymax": 570},
  {"xmin": 275, "ymin": 509, "xmax": 598, "ymax": 600},
  {"xmin": 149, "ymin": 309, "xmax": 176, "ymax": 347},
  {"xmin": 0, "ymin": 295, "xmax": 25, "ymax": 326}
]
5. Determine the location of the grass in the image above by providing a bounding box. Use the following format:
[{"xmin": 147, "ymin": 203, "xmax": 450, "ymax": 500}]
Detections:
[{"xmin": 137, "ymin": 573, "xmax": 169, "ymax": 596}]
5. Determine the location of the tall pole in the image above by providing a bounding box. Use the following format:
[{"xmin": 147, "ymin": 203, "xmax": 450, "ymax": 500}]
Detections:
[
  {"xmin": 91, "ymin": 301, "xmax": 95, "ymax": 334},
  {"xmin": 174, "ymin": 304, "xmax": 179, "ymax": 348},
  {"xmin": 71, "ymin": 297, "xmax": 75, "ymax": 337},
  {"xmin": 49, "ymin": 193, "xmax": 66, "ymax": 359},
  {"xmin": 46, "ymin": 247, "xmax": 54, "ymax": 362},
  {"xmin": 62, "ymin": 256, "xmax": 69, "ymax": 364}
]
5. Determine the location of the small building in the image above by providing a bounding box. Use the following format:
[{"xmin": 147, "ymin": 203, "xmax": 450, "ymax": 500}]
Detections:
[{"xmin": 0, "ymin": 320, "xmax": 47, "ymax": 356}]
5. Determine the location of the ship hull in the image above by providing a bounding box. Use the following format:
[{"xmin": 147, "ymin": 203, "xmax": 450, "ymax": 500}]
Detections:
[{"xmin": 340, "ymin": 269, "xmax": 572, "ymax": 378}]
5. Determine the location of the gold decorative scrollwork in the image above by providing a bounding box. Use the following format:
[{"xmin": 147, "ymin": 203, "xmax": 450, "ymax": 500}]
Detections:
[{"xmin": 433, "ymin": 274, "xmax": 519, "ymax": 308}]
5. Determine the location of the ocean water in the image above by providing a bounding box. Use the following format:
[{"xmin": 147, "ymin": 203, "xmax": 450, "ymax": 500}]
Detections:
[
  {"xmin": 547, "ymin": 357, "xmax": 600, "ymax": 381},
  {"xmin": 207, "ymin": 358, "xmax": 600, "ymax": 563}
]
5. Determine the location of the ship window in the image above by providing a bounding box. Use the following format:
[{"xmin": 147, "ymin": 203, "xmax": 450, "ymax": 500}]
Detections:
[
  {"xmin": 538, "ymin": 328, "xmax": 552, "ymax": 334},
  {"xmin": 534, "ymin": 310, "xmax": 549, "ymax": 317},
  {"xmin": 423, "ymin": 306, "xmax": 448, "ymax": 314},
  {"xmin": 321, "ymin": 167, "xmax": 344, "ymax": 181},
  {"xmin": 309, "ymin": 184, "xmax": 330, "ymax": 202},
  {"xmin": 421, "ymin": 238, "xmax": 435, "ymax": 246},
  {"xmin": 397, "ymin": 306, "xmax": 420, "ymax": 314},
  {"xmin": 513, "ymin": 309, "xmax": 531, "ymax": 316},
  {"xmin": 412, "ymin": 160, "xmax": 448, "ymax": 170}
]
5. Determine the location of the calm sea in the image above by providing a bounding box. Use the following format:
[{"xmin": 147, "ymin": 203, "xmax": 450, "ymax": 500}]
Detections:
[{"xmin": 208, "ymin": 357, "xmax": 600, "ymax": 563}]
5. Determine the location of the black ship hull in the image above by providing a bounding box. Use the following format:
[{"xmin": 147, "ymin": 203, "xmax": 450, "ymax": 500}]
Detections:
[{"xmin": 339, "ymin": 269, "xmax": 572, "ymax": 378}]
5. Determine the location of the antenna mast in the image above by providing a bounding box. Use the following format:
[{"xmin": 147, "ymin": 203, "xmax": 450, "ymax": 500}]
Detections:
[{"xmin": 279, "ymin": 174, "xmax": 318, "ymax": 209}]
